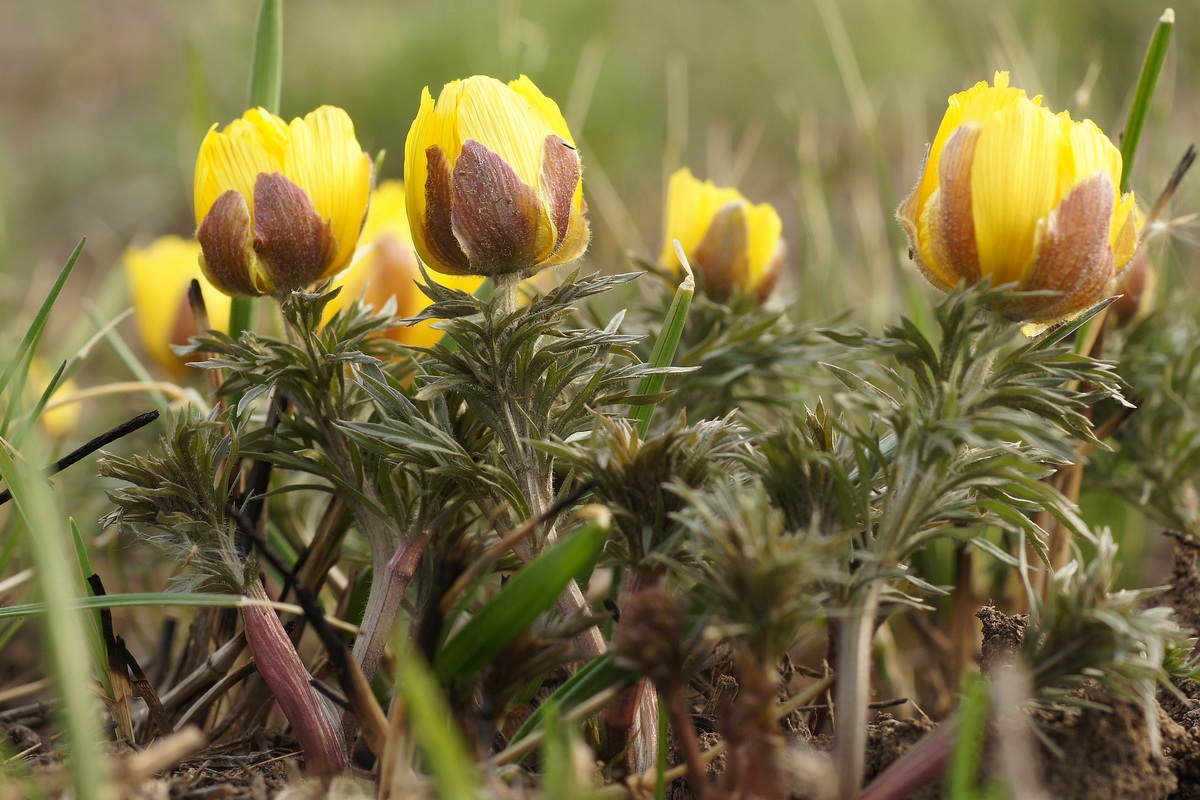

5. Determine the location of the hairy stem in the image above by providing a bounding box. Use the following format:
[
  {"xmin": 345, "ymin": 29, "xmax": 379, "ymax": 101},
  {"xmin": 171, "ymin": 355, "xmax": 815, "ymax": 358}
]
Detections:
[
  {"xmin": 242, "ymin": 580, "xmax": 346, "ymax": 775},
  {"xmin": 833, "ymin": 581, "xmax": 883, "ymax": 796},
  {"xmin": 491, "ymin": 270, "xmax": 606, "ymax": 658}
]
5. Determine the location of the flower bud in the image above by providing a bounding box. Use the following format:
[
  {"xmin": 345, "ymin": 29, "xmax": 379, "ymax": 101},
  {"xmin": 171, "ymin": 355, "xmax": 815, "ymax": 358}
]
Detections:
[
  {"xmin": 194, "ymin": 106, "xmax": 372, "ymax": 296},
  {"xmin": 124, "ymin": 236, "xmax": 231, "ymax": 373},
  {"xmin": 1110, "ymin": 247, "xmax": 1156, "ymax": 327},
  {"xmin": 660, "ymin": 168, "xmax": 785, "ymax": 303},
  {"xmin": 897, "ymin": 72, "xmax": 1141, "ymax": 322},
  {"xmin": 23, "ymin": 359, "xmax": 80, "ymax": 440},
  {"xmin": 404, "ymin": 75, "xmax": 589, "ymax": 278},
  {"xmin": 325, "ymin": 181, "xmax": 483, "ymax": 347}
]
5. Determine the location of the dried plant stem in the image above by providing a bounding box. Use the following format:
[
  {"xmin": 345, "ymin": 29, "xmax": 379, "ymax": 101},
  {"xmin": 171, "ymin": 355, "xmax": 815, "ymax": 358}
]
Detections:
[
  {"xmin": 664, "ymin": 686, "xmax": 709, "ymax": 800},
  {"xmin": 241, "ymin": 580, "xmax": 347, "ymax": 775},
  {"xmin": 833, "ymin": 581, "xmax": 883, "ymax": 797}
]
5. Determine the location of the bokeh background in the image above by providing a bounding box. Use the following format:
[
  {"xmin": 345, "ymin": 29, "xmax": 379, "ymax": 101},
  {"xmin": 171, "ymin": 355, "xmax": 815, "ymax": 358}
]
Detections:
[{"xmin": 2, "ymin": 0, "xmax": 1191, "ymax": 325}]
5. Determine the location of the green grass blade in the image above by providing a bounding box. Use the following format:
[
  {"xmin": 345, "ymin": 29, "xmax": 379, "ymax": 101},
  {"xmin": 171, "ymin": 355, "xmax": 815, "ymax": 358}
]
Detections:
[
  {"xmin": 228, "ymin": 0, "xmax": 284, "ymax": 340},
  {"xmin": 0, "ymin": 591, "xmax": 309, "ymax": 620},
  {"xmin": 0, "ymin": 434, "xmax": 110, "ymax": 800},
  {"xmin": 510, "ymin": 654, "xmax": 635, "ymax": 744},
  {"xmin": 399, "ymin": 647, "xmax": 480, "ymax": 800},
  {"xmin": 632, "ymin": 242, "xmax": 695, "ymax": 438},
  {"xmin": 945, "ymin": 673, "xmax": 990, "ymax": 799},
  {"xmin": 68, "ymin": 518, "xmax": 111, "ymax": 696},
  {"xmin": 437, "ymin": 514, "xmax": 610, "ymax": 677},
  {"xmin": 1, "ymin": 239, "xmax": 85, "ymax": 432},
  {"xmin": 1120, "ymin": 8, "xmax": 1174, "ymax": 193},
  {"xmin": 248, "ymin": 0, "xmax": 283, "ymax": 114}
]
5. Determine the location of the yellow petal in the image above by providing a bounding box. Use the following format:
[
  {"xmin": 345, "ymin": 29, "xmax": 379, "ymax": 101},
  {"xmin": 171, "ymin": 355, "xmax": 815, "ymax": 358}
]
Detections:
[
  {"xmin": 1060, "ymin": 117, "xmax": 1123, "ymax": 199},
  {"xmin": 405, "ymin": 87, "xmax": 440, "ymax": 270},
  {"xmin": 914, "ymin": 72, "xmax": 1032, "ymax": 228},
  {"xmin": 509, "ymin": 75, "xmax": 576, "ymax": 146},
  {"xmin": 661, "ymin": 167, "xmax": 745, "ymax": 270},
  {"xmin": 970, "ymin": 99, "xmax": 1061, "ymax": 284},
  {"xmin": 745, "ymin": 200, "xmax": 783, "ymax": 289},
  {"xmin": 125, "ymin": 235, "xmax": 231, "ymax": 371},
  {"xmin": 194, "ymin": 108, "xmax": 288, "ymax": 225},
  {"xmin": 455, "ymin": 75, "xmax": 548, "ymax": 189},
  {"xmin": 283, "ymin": 106, "xmax": 373, "ymax": 279}
]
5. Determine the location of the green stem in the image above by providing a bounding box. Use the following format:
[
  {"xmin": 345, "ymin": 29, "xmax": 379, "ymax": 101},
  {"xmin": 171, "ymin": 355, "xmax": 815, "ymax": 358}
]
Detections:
[{"xmin": 490, "ymin": 270, "xmax": 607, "ymax": 658}]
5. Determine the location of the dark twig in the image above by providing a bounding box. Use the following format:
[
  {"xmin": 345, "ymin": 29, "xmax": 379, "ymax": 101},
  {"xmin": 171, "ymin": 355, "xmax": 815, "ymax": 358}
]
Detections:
[{"xmin": 0, "ymin": 409, "xmax": 160, "ymax": 506}]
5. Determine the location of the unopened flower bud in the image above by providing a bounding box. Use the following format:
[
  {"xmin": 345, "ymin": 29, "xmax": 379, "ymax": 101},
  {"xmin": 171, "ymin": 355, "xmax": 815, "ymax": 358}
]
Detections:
[
  {"xmin": 897, "ymin": 72, "xmax": 1141, "ymax": 322},
  {"xmin": 1110, "ymin": 247, "xmax": 1156, "ymax": 327},
  {"xmin": 404, "ymin": 75, "xmax": 589, "ymax": 278},
  {"xmin": 194, "ymin": 106, "xmax": 372, "ymax": 296},
  {"xmin": 661, "ymin": 168, "xmax": 785, "ymax": 303}
]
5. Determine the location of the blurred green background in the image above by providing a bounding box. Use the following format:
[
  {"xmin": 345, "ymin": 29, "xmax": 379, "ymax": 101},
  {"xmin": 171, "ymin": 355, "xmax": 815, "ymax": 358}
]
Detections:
[{"xmin": 0, "ymin": 0, "xmax": 1190, "ymax": 339}]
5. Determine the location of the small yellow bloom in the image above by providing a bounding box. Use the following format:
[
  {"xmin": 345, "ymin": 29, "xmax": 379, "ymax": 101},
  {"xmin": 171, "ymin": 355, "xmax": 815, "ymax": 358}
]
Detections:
[
  {"xmin": 325, "ymin": 181, "xmax": 483, "ymax": 347},
  {"xmin": 404, "ymin": 75, "xmax": 589, "ymax": 278},
  {"xmin": 194, "ymin": 106, "xmax": 372, "ymax": 296},
  {"xmin": 660, "ymin": 168, "xmax": 786, "ymax": 303},
  {"xmin": 897, "ymin": 72, "xmax": 1140, "ymax": 322},
  {"xmin": 124, "ymin": 236, "xmax": 232, "ymax": 373},
  {"xmin": 24, "ymin": 359, "xmax": 80, "ymax": 440}
]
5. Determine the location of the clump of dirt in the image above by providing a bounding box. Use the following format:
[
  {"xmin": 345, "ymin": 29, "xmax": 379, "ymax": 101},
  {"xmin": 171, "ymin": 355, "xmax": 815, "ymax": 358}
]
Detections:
[
  {"xmin": 1159, "ymin": 536, "xmax": 1200, "ymax": 635},
  {"xmin": 862, "ymin": 713, "xmax": 938, "ymax": 798},
  {"xmin": 1035, "ymin": 687, "xmax": 1178, "ymax": 800},
  {"xmin": 974, "ymin": 603, "xmax": 1194, "ymax": 800},
  {"xmin": 976, "ymin": 604, "xmax": 1026, "ymax": 674}
]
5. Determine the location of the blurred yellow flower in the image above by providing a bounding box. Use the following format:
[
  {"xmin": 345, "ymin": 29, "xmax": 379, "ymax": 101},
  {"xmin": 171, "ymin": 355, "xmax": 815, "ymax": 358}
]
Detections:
[
  {"xmin": 325, "ymin": 181, "xmax": 483, "ymax": 348},
  {"xmin": 897, "ymin": 72, "xmax": 1140, "ymax": 322},
  {"xmin": 660, "ymin": 167, "xmax": 785, "ymax": 303},
  {"xmin": 24, "ymin": 359, "xmax": 80, "ymax": 440},
  {"xmin": 404, "ymin": 75, "xmax": 589, "ymax": 278},
  {"xmin": 124, "ymin": 235, "xmax": 232, "ymax": 373},
  {"xmin": 194, "ymin": 106, "xmax": 372, "ymax": 296}
]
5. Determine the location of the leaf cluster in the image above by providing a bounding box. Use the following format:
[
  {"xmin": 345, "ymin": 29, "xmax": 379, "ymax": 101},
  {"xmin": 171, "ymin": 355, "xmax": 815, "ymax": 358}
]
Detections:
[
  {"xmin": 99, "ymin": 412, "xmax": 252, "ymax": 593},
  {"xmin": 1092, "ymin": 307, "xmax": 1200, "ymax": 536},
  {"xmin": 545, "ymin": 414, "xmax": 750, "ymax": 568},
  {"xmin": 819, "ymin": 286, "xmax": 1125, "ymax": 591}
]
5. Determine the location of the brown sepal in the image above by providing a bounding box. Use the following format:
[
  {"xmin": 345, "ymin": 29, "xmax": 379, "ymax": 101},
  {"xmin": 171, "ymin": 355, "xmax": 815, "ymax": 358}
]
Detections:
[
  {"xmin": 692, "ymin": 201, "xmax": 751, "ymax": 303},
  {"xmin": 196, "ymin": 189, "xmax": 258, "ymax": 296},
  {"xmin": 930, "ymin": 125, "xmax": 982, "ymax": 287},
  {"xmin": 1007, "ymin": 171, "xmax": 1116, "ymax": 321},
  {"xmin": 252, "ymin": 172, "xmax": 336, "ymax": 294},
  {"xmin": 423, "ymin": 145, "xmax": 472, "ymax": 275},
  {"xmin": 451, "ymin": 138, "xmax": 544, "ymax": 275},
  {"xmin": 540, "ymin": 134, "xmax": 581, "ymax": 257}
]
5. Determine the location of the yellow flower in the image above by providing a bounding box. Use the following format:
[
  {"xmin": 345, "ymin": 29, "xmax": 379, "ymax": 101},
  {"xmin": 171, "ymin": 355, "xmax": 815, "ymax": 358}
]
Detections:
[
  {"xmin": 325, "ymin": 181, "xmax": 483, "ymax": 347},
  {"xmin": 897, "ymin": 72, "xmax": 1140, "ymax": 322},
  {"xmin": 404, "ymin": 75, "xmax": 589, "ymax": 278},
  {"xmin": 124, "ymin": 235, "xmax": 232, "ymax": 373},
  {"xmin": 194, "ymin": 106, "xmax": 372, "ymax": 296},
  {"xmin": 660, "ymin": 168, "xmax": 786, "ymax": 303},
  {"xmin": 23, "ymin": 359, "xmax": 80, "ymax": 440}
]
